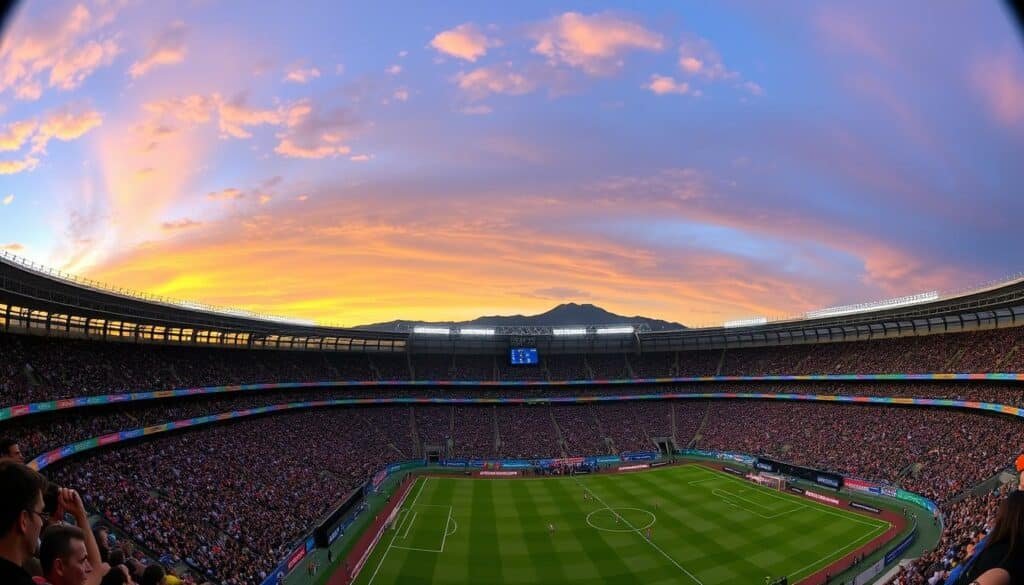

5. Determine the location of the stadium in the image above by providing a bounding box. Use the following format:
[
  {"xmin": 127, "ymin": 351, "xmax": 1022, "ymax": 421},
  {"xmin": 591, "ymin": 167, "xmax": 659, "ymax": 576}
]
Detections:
[
  {"xmin": 2, "ymin": 250, "xmax": 1024, "ymax": 585},
  {"xmin": 2, "ymin": 2, "xmax": 1024, "ymax": 585}
]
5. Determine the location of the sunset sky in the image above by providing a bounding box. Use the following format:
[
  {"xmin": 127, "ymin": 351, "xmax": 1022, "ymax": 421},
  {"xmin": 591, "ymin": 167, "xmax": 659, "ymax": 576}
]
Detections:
[{"xmin": 0, "ymin": 1, "xmax": 1022, "ymax": 327}]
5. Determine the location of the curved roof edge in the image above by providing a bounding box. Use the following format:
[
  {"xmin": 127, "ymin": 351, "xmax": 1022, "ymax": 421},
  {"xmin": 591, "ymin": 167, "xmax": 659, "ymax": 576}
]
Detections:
[{"xmin": 3, "ymin": 250, "xmax": 1024, "ymax": 342}]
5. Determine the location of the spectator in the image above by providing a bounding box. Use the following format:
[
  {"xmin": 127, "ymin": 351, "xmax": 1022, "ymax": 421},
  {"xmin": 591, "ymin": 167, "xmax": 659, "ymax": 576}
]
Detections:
[
  {"xmin": 139, "ymin": 564, "xmax": 164, "ymax": 585},
  {"xmin": 0, "ymin": 461, "xmax": 50, "ymax": 585},
  {"xmin": 1, "ymin": 437, "xmax": 25, "ymax": 463},
  {"xmin": 40, "ymin": 525, "xmax": 93, "ymax": 585},
  {"xmin": 953, "ymin": 491, "xmax": 1024, "ymax": 585}
]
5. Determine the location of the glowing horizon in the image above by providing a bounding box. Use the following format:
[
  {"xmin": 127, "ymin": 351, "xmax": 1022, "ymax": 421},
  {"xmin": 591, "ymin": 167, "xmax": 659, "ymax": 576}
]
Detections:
[{"xmin": 1, "ymin": 1, "xmax": 1022, "ymax": 327}]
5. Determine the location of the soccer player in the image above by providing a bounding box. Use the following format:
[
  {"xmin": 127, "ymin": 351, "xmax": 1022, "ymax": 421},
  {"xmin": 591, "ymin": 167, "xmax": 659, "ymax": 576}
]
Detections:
[{"xmin": 548, "ymin": 523, "xmax": 555, "ymax": 534}]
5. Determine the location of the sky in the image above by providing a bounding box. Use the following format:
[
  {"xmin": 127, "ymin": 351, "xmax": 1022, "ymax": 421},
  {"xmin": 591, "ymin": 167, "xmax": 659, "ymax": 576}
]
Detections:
[{"xmin": 0, "ymin": 0, "xmax": 1022, "ymax": 327}]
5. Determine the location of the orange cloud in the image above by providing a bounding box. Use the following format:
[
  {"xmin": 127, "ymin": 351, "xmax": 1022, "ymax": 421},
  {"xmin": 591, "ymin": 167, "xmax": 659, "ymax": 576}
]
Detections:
[
  {"xmin": 207, "ymin": 188, "xmax": 244, "ymax": 201},
  {"xmin": 0, "ymin": 120, "xmax": 37, "ymax": 151},
  {"xmin": 645, "ymin": 74, "xmax": 689, "ymax": 95},
  {"xmin": 1, "ymin": 243, "xmax": 25, "ymax": 251},
  {"xmin": 530, "ymin": 12, "xmax": 665, "ymax": 75},
  {"xmin": 0, "ymin": 156, "xmax": 39, "ymax": 175},
  {"xmin": 430, "ymin": 23, "xmax": 495, "ymax": 62},
  {"xmin": 76, "ymin": 180, "xmax": 846, "ymax": 327},
  {"xmin": 129, "ymin": 21, "xmax": 187, "ymax": 78},
  {"xmin": 48, "ymin": 38, "xmax": 120, "ymax": 89},
  {"xmin": 274, "ymin": 137, "xmax": 350, "ymax": 159},
  {"xmin": 31, "ymin": 105, "xmax": 103, "ymax": 154}
]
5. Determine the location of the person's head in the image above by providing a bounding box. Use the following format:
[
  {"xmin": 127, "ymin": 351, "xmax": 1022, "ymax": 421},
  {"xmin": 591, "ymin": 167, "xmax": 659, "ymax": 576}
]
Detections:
[
  {"xmin": 40, "ymin": 524, "xmax": 93, "ymax": 585},
  {"xmin": 93, "ymin": 527, "xmax": 110, "ymax": 561},
  {"xmin": 0, "ymin": 461, "xmax": 49, "ymax": 563},
  {"xmin": 140, "ymin": 564, "xmax": 165, "ymax": 585},
  {"xmin": 0, "ymin": 438, "xmax": 23, "ymax": 463},
  {"xmin": 988, "ymin": 490, "xmax": 1024, "ymax": 556},
  {"xmin": 100, "ymin": 564, "xmax": 132, "ymax": 585},
  {"xmin": 108, "ymin": 548, "xmax": 125, "ymax": 567},
  {"xmin": 43, "ymin": 482, "xmax": 62, "ymax": 526}
]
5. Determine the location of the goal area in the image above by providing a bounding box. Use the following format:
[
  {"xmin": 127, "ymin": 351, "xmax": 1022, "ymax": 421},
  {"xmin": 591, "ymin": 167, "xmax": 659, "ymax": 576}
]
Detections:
[{"xmin": 746, "ymin": 472, "xmax": 786, "ymax": 491}]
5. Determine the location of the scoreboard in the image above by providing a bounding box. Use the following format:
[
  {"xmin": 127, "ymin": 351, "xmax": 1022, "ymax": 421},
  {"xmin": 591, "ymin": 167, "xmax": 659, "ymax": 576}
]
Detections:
[{"xmin": 510, "ymin": 348, "xmax": 539, "ymax": 365}]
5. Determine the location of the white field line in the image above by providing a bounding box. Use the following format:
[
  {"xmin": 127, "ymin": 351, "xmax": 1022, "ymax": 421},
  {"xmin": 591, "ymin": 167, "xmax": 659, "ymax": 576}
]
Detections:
[
  {"xmin": 693, "ymin": 467, "xmax": 888, "ymax": 530},
  {"xmin": 787, "ymin": 522, "xmax": 889, "ymax": 582},
  {"xmin": 575, "ymin": 478, "xmax": 705, "ymax": 585},
  {"xmin": 711, "ymin": 488, "xmax": 805, "ymax": 520},
  {"xmin": 440, "ymin": 506, "xmax": 454, "ymax": 552},
  {"xmin": 366, "ymin": 478, "xmax": 425, "ymax": 585},
  {"xmin": 392, "ymin": 509, "xmax": 409, "ymax": 534},
  {"xmin": 391, "ymin": 545, "xmax": 444, "ymax": 552},
  {"xmin": 400, "ymin": 511, "xmax": 418, "ymax": 539}
]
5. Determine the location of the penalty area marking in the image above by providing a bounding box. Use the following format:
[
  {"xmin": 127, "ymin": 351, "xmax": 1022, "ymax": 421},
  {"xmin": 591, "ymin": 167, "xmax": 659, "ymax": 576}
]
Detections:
[{"xmin": 586, "ymin": 507, "xmax": 656, "ymax": 533}]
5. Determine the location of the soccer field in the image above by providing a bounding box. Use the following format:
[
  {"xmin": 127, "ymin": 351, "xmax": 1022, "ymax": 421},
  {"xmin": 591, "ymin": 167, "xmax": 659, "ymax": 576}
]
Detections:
[{"xmin": 353, "ymin": 464, "xmax": 892, "ymax": 585}]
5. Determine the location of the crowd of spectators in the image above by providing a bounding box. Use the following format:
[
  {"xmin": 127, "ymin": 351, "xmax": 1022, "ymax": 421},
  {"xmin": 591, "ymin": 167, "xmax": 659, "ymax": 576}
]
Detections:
[
  {"xmin": 892, "ymin": 484, "xmax": 1011, "ymax": 585},
  {"xmin": 6, "ymin": 326, "xmax": 1024, "ymax": 409},
  {"xmin": 698, "ymin": 400, "xmax": 1021, "ymax": 505},
  {"xmin": 3, "ymin": 394, "xmax": 1021, "ymax": 584},
  {"xmin": 3, "ymin": 326, "xmax": 1024, "ymax": 584}
]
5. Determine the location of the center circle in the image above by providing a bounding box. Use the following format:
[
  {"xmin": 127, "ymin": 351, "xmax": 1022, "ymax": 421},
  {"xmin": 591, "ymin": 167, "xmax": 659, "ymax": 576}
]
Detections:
[{"xmin": 585, "ymin": 507, "xmax": 656, "ymax": 533}]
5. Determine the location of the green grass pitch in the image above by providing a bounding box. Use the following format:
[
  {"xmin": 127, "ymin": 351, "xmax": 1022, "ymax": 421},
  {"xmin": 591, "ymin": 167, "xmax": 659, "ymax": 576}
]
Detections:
[{"xmin": 353, "ymin": 464, "xmax": 891, "ymax": 585}]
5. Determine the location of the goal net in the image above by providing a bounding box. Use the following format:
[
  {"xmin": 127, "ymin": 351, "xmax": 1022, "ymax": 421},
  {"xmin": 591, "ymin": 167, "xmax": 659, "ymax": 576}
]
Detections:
[{"xmin": 747, "ymin": 472, "xmax": 786, "ymax": 491}]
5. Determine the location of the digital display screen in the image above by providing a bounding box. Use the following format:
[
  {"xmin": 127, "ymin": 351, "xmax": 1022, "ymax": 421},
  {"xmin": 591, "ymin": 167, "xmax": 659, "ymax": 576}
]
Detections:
[{"xmin": 510, "ymin": 348, "xmax": 539, "ymax": 365}]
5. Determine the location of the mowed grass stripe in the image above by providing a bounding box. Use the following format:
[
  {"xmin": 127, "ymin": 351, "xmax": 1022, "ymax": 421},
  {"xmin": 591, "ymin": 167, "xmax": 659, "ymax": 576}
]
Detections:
[
  {"xmin": 354, "ymin": 466, "xmax": 896, "ymax": 585},
  {"xmin": 506, "ymin": 480, "xmax": 565, "ymax": 583},
  {"xmin": 544, "ymin": 476, "xmax": 646, "ymax": 583},
  {"xmin": 621, "ymin": 468, "xmax": 804, "ymax": 580},
  {"xmin": 467, "ymin": 479, "xmax": 503, "ymax": 583}
]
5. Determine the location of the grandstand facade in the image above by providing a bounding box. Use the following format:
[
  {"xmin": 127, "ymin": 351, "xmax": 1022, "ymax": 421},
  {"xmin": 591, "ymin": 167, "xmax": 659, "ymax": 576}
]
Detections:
[{"xmin": 2, "ymin": 253, "xmax": 1022, "ymax": 585}]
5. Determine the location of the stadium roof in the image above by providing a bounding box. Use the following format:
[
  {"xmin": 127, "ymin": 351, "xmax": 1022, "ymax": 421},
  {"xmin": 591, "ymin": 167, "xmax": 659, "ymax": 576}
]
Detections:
[{"xmin": 2, "ymin": 250, "xmax": 1024, "ymax": 352}]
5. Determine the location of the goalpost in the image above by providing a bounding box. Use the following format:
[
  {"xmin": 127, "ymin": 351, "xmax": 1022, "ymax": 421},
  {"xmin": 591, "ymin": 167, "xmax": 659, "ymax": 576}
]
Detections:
[{"xmin": 747, "ymin": 472, "xmax": 786, "ymax": 491}]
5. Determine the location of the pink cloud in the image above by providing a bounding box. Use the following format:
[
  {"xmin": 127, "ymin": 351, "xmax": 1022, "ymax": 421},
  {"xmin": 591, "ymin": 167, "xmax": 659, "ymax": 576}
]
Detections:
[
  {"xmin": 129, "ymin": 21, "xmax": 187, "ymax": 78},
  {"xmin": 274, "ymin": 137, "xmax": 350, "ymax": 159},
  {"xmin": 430, "ymin": 23, "xmax": 495, "ymax": 62},
  {"xmin": 455, "ymin": 64, "xmax": 537, "ymax": 100},
  {"xmin": 48, "ymin": 38, "xmax": 120, "ymax": 90},
  {"xmin": 970, "ymin": 52, "xmax": 1024, "ymax": 126},
  {"xmin": 814, "ymin": 7, "xmax": 891, "ymax": 63},
  {"xmin": 160, "ymin": 218, "xmax": 203, "ymax": 231},
  {"xmin": 207, "ymin": 188, "xmax": 244, "ymax": 201},
  {"xmin": 677, "ymin": 37, "xmax": 737, "ymax": 81},
  {"xmin": 284, "ymin": 66, "xmax": 321, "ymax": 84},
  {"xmin": 530, "ymin": 12, "xmax": 665, "ymax": 75},
  {"xmin": 645, "ymin": 74, "xmax": 689, "ymax": 95}
]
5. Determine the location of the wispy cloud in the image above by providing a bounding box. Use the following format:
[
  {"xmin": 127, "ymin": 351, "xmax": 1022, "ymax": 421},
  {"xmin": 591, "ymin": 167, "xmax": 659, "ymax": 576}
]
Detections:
[
  {"xmin": 160, "ymin": 217, "xmax": 203, "ymax": 231},
  {"xmin": 455, "ymin": 64, "xmax": 537, "ymax": 100},
  {"xmin": 129, "ymin": 21, "xmax": 187, "ymax": 78},
  {"xmin": 970, "ymin": 51, "xmax": 1024, "ymax": 127},
  {"xmin": 283, "ymin": 66, "xmax": 321, "ymax": 84}
]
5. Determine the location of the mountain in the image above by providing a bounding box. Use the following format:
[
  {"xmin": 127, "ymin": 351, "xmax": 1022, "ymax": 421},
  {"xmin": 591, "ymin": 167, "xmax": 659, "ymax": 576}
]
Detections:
[{"xmin": 353, "ymin": 303, "xmax": 686, "ymax": 332}]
